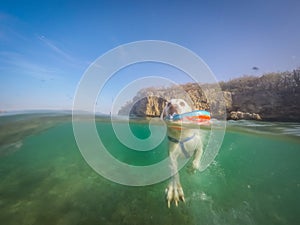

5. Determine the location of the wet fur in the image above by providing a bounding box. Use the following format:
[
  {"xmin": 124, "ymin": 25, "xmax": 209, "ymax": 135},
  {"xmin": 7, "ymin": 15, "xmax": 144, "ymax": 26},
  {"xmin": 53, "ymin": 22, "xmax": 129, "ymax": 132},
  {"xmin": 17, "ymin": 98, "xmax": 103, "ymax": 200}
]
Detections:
[{"xmin": 161, "ymin": 99, "xmax": 203, "ymax": 208}]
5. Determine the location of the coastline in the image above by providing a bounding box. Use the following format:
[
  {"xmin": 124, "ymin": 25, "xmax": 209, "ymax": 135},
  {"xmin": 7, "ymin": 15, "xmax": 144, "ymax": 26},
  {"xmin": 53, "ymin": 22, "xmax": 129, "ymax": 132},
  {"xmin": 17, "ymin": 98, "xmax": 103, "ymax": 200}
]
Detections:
[{"xmin": 118, "ymin": 69, "xmax": 300, "ymax": 122}]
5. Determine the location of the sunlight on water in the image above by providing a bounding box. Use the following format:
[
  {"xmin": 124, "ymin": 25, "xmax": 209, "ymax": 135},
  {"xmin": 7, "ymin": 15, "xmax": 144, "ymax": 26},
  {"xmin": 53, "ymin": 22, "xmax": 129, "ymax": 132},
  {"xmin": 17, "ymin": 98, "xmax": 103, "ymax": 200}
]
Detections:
[{"xmin": 0, "ymin": 113, "xmax": 299, "ymax": 225}]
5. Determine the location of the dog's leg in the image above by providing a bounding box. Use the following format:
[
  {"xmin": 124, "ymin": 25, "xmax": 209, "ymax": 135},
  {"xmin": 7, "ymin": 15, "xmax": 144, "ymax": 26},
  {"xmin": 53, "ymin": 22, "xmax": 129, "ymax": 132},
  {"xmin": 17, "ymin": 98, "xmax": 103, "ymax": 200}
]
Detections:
[
  {"xmin": 165, "ymin": 151, "xmax": 185, "ymax": 208},
  {"xmin": 192, "ymin": 147, "xmax": 203, "ymax": 171},
  {"xmin": 192, "ymin": 139, "xmax": 203, "ymax": 171}
]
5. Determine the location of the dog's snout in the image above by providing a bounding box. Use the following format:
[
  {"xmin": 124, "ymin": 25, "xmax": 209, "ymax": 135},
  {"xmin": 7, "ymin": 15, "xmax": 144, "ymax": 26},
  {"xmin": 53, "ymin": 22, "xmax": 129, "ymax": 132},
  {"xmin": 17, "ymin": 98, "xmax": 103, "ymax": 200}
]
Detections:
[{"xmin": 168, "ymin": 104, "xmax": 179, "ymax": 115}]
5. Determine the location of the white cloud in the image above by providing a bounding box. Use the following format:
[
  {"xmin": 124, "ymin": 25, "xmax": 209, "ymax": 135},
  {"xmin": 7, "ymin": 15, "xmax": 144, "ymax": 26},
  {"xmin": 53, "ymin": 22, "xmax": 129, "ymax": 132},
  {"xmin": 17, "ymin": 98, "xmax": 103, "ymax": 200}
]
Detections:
[
  {"xmin": 37, "ymin": 35, "xmax": 74, "ymax": 61},
  {"xmin": 37, "ymin": 35, "xmax": 90, "ymax": 69},
  {"xmin": 0, "ymin": 51, "xmax": 62, "ymax": 80}
]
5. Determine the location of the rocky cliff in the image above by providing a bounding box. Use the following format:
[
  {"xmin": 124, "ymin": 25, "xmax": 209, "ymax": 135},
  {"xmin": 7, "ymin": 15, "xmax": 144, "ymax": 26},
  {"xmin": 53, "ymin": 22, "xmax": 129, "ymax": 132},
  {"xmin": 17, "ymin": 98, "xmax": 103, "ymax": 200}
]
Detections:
[
  {"xmin": 118, "ymin": 69, "xmax": 300, "ymax": 121},
  {"xmin": 220, "ymin": 69, "xmax": 300, "ymax": 121},
  {"xmin": 118, "ymin": 83, "xmax": 228, "ymax": 119}
]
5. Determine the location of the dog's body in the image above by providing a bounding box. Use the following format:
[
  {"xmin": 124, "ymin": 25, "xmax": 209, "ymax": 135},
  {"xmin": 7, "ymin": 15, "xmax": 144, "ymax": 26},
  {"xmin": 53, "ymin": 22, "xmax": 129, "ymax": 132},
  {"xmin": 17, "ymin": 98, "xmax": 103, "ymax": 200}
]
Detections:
[{"xmin": 161, "ymin": 99, "xmax": 203, "ymax": 208}]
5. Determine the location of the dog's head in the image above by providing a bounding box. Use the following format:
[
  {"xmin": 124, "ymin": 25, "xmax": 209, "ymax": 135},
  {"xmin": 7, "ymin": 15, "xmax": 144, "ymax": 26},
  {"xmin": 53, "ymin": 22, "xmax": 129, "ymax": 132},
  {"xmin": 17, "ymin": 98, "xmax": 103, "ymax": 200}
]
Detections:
[{"xmin": 160, "ymin": 99, "xmax": 192, "ymax": 120}]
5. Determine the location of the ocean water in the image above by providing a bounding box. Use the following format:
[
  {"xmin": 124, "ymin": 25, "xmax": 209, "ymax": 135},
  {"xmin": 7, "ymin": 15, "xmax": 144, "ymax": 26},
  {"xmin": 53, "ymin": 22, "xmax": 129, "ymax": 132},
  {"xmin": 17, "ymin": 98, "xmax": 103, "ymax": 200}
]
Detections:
[{"xmin": 0, "ymin": 113, "xmax": 299, "ymax": 225}]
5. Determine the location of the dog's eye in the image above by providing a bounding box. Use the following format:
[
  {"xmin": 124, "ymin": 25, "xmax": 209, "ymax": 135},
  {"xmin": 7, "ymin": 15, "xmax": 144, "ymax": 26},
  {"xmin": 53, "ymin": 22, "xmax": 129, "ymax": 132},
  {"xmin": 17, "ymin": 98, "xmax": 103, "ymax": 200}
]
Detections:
[{"xmin": 179, "ymin": 101, "xmax": 185, "ymax": 107}]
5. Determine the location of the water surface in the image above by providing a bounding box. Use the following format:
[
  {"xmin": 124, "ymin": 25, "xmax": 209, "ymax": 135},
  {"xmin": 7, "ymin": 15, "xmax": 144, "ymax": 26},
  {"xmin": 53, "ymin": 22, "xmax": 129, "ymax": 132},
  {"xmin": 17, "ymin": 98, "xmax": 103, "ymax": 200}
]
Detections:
[{"xmin": 0, "ymin": 113, "xmax": 299, "ymax": 225}]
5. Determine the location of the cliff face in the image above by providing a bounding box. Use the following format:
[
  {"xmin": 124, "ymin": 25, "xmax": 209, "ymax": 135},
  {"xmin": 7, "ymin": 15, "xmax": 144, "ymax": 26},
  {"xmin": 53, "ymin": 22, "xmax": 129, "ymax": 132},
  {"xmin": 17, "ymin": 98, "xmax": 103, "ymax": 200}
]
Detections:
[
  {"xmin": 118, "ymin": 83, "xmax": 229, "ymax": 119},
  {"xmin": 127, "ymin": 96, "xmax": 165, "ymax": 117},
  {"xmin": 118, "ymin": 70, "xmax": 300, "ymax": 121},
  {"xmin": 220, "ymin": 70, "xmax": 300, "ymax": 121}
]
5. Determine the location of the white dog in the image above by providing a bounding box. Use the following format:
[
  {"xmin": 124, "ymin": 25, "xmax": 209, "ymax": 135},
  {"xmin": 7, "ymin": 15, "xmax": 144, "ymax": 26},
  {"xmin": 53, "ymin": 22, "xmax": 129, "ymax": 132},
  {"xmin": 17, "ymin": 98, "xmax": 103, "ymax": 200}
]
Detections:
[{"xmin": 161, "ymin": 99, "xmax": 203, "ymax": 208}]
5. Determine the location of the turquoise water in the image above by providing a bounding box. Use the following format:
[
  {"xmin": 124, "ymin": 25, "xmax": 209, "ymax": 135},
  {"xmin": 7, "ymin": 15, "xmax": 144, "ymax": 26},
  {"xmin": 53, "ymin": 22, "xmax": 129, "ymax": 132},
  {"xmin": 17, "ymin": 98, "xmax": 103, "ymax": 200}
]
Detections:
[{"xmin": 0, "ymin": 113, "xmax": 299, "ymax": 225}]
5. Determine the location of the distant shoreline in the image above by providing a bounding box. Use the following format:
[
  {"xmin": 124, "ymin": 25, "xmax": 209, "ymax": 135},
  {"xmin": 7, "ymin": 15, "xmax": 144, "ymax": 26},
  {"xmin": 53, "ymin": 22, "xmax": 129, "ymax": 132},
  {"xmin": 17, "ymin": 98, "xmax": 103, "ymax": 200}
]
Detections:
[
  {"xmin": 118, "ymin": 69, "xmax": 300, "ymax": 122},
  {"xmin": 2, "ymin": 69, "xmax": 299, "ymax": 122}
]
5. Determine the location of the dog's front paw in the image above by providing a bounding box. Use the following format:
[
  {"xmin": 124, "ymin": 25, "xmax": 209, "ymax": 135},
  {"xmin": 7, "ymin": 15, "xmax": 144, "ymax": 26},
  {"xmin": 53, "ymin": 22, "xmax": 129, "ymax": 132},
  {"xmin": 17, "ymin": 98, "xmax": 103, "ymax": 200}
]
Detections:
[
  {"xmin": 165, "ymin": 182, "xmax": 185, "ymax": 208},
  {"xmin": 192, "ymin": 159, "xmax": 200, "ymax": 171}
]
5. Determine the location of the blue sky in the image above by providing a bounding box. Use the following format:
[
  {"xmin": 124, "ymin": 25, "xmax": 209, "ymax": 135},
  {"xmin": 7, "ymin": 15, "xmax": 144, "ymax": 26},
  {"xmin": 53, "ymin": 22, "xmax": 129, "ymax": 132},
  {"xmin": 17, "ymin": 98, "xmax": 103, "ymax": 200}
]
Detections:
[{"xmin": 0, "ymin": 0, "xmax": 299, "ymax": 112}]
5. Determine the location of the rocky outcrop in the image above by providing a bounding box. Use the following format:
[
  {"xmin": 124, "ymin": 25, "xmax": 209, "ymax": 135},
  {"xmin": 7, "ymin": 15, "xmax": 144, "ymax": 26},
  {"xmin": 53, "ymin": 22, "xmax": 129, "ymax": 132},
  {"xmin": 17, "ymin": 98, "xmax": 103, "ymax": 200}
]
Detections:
[
  {"xmin": 126, "ymin": 96, "xmax": 165, "ymax": 117},
  {"xmin": 118, "ymin": 83, "xmax": 230, "ymax": 119},
  {"xmin": 229, "ymin": 111, "xmax": 262, "ymax": 120},
  {"xmin": 118, "ymin": 69, "xmax": 300, "ymax": 122},
  {"xmin": 220, "ymin": 69, "xmax": 300, "ymax": 121}
]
